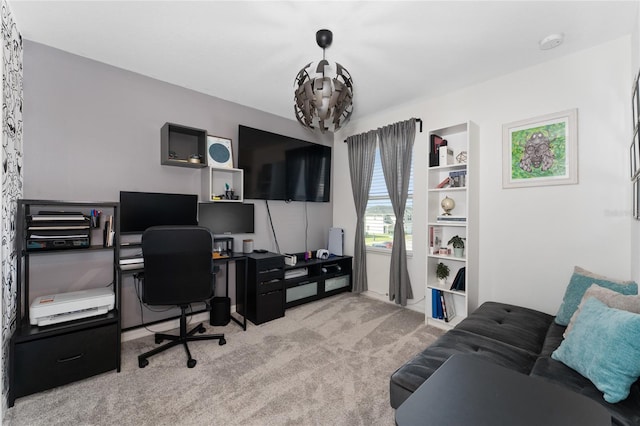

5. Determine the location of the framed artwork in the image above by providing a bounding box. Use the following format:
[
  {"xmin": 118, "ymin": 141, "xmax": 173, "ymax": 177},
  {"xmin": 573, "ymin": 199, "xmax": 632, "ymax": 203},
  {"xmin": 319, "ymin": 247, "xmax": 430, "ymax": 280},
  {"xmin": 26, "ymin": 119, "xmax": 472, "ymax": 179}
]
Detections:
[
  {"xmin": 207, "ymin": 135, "xmax": 233, "ymax": 168},
  {"xmin": 502, "ymin": 109, "xmax": 578, "ymax": 188},
  {"xmin": 631, "ymin": 129, "xmax": 640, "ymax": 180}
]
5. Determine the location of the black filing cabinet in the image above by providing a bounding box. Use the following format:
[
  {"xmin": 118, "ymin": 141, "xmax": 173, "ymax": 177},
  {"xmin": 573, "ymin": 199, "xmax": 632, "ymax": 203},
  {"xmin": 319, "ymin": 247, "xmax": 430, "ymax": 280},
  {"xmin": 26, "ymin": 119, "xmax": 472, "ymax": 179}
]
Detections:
[{"xmin": 236, "ymin": 252, "xmax": 285, "ymax": 325}]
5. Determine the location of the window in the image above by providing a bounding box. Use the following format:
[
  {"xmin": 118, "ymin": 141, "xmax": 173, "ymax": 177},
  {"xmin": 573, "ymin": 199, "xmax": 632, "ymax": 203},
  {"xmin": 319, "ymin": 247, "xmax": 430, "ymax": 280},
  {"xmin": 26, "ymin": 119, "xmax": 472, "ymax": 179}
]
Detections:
[{"xmin": 365, "ymin": 147, "xmax": 414, "ymax": 251}]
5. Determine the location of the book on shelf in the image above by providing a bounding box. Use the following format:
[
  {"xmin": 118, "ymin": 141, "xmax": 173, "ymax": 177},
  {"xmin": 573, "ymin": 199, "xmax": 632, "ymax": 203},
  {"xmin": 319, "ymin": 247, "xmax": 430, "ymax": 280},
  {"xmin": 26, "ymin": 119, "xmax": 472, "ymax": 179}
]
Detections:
[
  {"xmin": 439, "ymin": 146, "xmax": 454, "ymax": 166},
  {"xmin": 443, "ymin": 292, "xmax": 456, "ymax": 322},
  {"xmin": 436, "ymin": 215, "xmax": 466, "ymax": 222},
  {"xmin": 449, "ymin": 170, "xmax": 467, "ymax": 188},
  {"xmin": 439, "ymin": 291, "xmax": 449, "ymax": 322},
  {"xmin": 435, "ymin": 177, "xmax": 451, "ymax": 189},
  {"xmin": 429, "ymin": 226, "xmax": 443, "ymax": 255},
  {"xmin": 432, "ymin": 289, "xmax": 456, "ymax": 322},
  {"xmin": 450, "ymin": 267, "xmax": 466, "ymax": 292}
]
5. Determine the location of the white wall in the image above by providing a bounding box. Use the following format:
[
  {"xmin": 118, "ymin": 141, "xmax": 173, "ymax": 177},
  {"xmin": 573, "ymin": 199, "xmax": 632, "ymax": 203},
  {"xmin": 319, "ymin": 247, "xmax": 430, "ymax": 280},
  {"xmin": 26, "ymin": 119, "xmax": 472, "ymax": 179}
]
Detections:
[{"xmin": 334, "ymin": 36, "xmax": 633, "ymax": 315}]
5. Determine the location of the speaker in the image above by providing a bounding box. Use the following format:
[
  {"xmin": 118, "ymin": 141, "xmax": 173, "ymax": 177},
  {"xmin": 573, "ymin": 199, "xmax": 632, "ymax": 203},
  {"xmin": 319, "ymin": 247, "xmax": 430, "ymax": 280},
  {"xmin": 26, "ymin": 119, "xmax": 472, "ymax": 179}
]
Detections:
[
  {"xmin": 210, "ymin": 296, "xmax": 230, "ymax": 326},
  {"xmin": 207, "ymin": 135, "xmax": 233, "ymax": 168}
]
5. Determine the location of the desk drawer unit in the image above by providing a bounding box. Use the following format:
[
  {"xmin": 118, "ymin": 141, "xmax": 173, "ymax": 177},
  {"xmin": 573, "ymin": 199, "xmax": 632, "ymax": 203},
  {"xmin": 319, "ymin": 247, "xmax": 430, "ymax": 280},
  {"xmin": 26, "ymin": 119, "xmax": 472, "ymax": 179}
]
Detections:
[
  {"xmin": 239, "ymin": 252, "xmax": 286, "ymax": 325},
  {"xmin": 12, "ymin": 324, "xmax": 118, "ymax": 399}
]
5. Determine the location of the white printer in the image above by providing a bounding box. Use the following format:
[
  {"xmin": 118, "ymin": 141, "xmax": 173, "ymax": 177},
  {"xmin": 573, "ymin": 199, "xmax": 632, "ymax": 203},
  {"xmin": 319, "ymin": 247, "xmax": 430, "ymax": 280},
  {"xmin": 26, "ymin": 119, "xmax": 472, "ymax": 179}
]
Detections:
[{"xmin": 29, "ymin": 287, "xmax": 115, "ymax": 326}]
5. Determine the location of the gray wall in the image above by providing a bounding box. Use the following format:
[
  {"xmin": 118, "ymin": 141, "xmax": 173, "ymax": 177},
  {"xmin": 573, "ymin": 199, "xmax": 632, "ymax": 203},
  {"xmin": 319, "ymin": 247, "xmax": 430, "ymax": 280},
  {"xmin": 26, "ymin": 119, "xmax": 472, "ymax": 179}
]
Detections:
[{"xmin": 22, "ymin": 41, "xmax": 334, "ymax": 328}]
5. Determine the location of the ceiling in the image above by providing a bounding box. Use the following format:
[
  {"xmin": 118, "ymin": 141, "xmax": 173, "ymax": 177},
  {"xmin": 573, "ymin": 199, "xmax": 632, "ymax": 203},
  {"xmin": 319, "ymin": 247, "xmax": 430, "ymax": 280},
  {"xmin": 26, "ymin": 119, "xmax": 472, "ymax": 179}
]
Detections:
[{"xmin": 9, "ymin": 1, "xmax": 640, "ymax": 127}]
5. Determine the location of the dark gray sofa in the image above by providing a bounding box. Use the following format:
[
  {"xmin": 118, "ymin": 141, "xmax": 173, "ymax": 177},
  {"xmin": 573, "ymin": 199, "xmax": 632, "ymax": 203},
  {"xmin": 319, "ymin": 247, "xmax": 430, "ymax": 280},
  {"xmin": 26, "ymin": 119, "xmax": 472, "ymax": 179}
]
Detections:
[{"xmin": 390, "ymin": 302, "xmax": 640, "ymax": 426}]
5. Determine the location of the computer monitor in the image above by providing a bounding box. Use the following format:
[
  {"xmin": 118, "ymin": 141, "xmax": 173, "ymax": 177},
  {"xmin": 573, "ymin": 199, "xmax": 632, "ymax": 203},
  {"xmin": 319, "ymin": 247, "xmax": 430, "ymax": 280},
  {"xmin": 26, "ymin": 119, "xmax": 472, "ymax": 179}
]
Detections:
[
  {"xmin": 198, "ymin": 202, "xmax": 255, "ymax": 234},
  {"xmin": 119, "ymin": 191, "xmax": 198, "ymax": 234}
]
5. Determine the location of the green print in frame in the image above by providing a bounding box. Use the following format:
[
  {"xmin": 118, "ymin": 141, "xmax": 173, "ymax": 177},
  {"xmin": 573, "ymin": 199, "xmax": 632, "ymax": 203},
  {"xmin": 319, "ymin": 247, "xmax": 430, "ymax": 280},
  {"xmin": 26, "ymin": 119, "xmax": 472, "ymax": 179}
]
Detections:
[{"xmin": 502, "ymin": 109, "xmax": 578, "ymax": 188}]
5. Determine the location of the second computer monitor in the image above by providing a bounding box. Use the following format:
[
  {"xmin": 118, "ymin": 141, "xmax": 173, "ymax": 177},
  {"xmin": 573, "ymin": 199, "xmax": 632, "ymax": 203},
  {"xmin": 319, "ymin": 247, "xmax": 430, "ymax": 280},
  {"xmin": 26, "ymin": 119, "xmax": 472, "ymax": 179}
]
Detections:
[{"xmin": 198, "ymin": 202, "xmax": 255, "ymax": 234}]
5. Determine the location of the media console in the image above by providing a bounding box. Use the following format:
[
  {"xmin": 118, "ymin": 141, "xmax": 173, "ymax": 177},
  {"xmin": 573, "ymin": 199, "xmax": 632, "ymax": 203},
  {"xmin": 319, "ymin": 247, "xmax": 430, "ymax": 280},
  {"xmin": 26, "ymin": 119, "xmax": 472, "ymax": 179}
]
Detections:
[{"xmin": 236, "ymin": 252, "xmax": 352, "ymax": 325}]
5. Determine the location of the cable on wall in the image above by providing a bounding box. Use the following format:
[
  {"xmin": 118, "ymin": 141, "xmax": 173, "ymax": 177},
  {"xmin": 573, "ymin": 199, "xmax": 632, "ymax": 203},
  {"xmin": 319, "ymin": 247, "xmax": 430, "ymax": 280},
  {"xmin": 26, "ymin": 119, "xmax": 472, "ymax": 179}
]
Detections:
[{"xmin": 265, "ymin": 200, "xmax": 281, "ymax": 254}]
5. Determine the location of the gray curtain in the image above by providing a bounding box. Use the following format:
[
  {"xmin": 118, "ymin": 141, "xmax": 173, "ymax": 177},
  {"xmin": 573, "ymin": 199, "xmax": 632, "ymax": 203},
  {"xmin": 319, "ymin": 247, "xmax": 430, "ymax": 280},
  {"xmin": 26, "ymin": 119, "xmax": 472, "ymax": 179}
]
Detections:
[
  {"xmin": 378, "ymin": 119, "xmax": 416, "ymax": 306},
  {"xmin": 346, "ymin": 130, "xmax": 377, "ymax": 293}
]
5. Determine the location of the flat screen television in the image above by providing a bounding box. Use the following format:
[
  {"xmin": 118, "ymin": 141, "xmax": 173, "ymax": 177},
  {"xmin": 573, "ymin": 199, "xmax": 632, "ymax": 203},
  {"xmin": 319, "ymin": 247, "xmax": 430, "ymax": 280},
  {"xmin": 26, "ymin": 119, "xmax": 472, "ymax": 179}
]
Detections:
[
  {"xmin": 198, "ymin": 202, "xmax": 255, "ymax": 234},
  {"xmin": 119, "ymin": 191, "xmax": 198, "ymax": 234},
  {"xmin": 238, "ymin": 125, "xmax": 331, "ymax": 202}
]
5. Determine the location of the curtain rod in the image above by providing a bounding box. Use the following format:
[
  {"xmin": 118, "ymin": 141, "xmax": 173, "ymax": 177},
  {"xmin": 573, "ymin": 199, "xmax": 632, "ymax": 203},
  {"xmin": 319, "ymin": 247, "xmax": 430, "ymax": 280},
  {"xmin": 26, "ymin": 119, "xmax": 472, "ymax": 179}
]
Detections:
[{"xmin": 343, "ymin": 118, "xmax": 422, "ymax": 143}]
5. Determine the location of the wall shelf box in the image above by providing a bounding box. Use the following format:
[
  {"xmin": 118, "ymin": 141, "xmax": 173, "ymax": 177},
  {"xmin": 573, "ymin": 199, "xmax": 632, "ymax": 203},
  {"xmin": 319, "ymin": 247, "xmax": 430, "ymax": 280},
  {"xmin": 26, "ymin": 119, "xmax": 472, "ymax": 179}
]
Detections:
[
  {"xmin": 201, "ymin": 166, "xmax": 244, "ymax": 202},
  {"xmin": 161, "ymin": 122, "xmax": 208, "ymax": 168},
  {"xmin": 426, "ymin": 121, "xmax": 479, "ymax": 329}
]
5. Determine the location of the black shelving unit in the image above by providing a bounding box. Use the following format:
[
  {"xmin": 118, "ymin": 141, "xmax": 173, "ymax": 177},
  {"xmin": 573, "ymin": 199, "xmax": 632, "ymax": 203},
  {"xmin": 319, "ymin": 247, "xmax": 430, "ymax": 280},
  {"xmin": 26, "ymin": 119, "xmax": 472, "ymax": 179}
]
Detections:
[
  {"xmin": 284, "ymin": 255, "xmax": 352, "ymax": 309},
  {"xmin": 9, "ymin": 200, "xmax": 121, "ymax": 407},
  {"xmin": 236, "ymin": 252, "xmax": 353, "ymax": 326}
]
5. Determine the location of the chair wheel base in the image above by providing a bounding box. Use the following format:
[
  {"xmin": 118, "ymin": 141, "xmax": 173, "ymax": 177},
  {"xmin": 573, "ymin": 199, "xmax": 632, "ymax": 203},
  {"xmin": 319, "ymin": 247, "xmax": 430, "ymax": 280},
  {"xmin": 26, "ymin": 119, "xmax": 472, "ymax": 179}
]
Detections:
[
  {"xmin": 219, "ymin": 338, "xmax": 226, "ymax": 346},
  {"xmin": 187, "ymin": 359, "xmax": 197, "ymax": 368},
  {"xmin": 139, "ymin": 358, "xmax": 149, "ymax": 368}
]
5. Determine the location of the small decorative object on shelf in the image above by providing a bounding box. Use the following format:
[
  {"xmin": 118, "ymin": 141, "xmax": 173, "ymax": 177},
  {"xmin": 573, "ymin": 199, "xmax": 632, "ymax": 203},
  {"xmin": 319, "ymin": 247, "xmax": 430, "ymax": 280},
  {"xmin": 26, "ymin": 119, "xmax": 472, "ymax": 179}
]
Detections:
[
  {"xmin": 448, "ymin": 235, "xmax": 465, "ymax": 258},
  {"xmin": 456, "ymin": 151, "xmax": 467, "ymax": 164},
  {"xmin": 441, "ymin": 196, "xmax": 455, "ymax": 215}
]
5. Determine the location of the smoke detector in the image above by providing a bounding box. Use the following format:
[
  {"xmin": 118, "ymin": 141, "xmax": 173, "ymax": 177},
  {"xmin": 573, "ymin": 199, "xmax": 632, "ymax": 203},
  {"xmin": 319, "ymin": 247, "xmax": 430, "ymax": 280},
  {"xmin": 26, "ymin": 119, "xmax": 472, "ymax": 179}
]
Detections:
[{"xmin": 539, "ymin": 33, "xmax": 564, "ymax": 50}]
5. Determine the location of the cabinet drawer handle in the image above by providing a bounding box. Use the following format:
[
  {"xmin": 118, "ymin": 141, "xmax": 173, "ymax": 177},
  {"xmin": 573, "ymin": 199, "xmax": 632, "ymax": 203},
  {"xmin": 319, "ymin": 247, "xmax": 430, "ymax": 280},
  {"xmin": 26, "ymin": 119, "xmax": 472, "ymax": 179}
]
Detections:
[{"xmin": 57, "ymin": 353, "xmax": 84, "ymax": 363}]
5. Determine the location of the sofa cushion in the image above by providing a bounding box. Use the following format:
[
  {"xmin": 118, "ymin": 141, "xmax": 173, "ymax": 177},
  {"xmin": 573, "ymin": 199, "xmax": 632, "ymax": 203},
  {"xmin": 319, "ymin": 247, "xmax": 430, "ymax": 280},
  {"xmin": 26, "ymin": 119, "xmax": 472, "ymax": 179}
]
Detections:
[
  {"xmin": 531, "ymin": 357, "xmax": 640, "ymax": 426},
  {"xmin": 389, "ymin": 328, "xmax": 538, "ymax": 408},
  {"xmin": 454, "ymin": 301, "xmax": 553, "ymax": 354},
  {"xmin": 555, "ymin": 266, "xmax": 638, "ymax": 326},
  {"xmin": 565, "ymin": 284, "xmax": 640, "ymax": 336},
  {"xmin": 552, "ymin": 297, "xmax": 640, "ymax": 403}
]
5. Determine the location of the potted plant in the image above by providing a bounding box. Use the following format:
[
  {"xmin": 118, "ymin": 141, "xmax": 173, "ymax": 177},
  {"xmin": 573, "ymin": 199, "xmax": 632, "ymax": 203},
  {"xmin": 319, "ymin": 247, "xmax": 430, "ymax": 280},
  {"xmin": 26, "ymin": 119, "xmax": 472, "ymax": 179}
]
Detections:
[
  {"xmin": 436, "ymin": 262, "xmax": 450, "ymax": 286},
  {"xmin": 448, "ymin": 235, "xmax": 465, "ymax": 258}
]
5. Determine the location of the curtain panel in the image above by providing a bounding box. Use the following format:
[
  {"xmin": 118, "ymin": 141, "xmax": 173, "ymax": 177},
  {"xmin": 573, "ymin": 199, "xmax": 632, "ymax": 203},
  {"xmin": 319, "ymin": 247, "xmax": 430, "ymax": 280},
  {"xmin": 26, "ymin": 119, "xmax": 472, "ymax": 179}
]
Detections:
[
  {"xmin": 346, "ymin": 130, "xmax": 377, "ymax": 293},
  {"xmin": 377, "ymin": 118, "xmax": 416, "ymax": 306}
]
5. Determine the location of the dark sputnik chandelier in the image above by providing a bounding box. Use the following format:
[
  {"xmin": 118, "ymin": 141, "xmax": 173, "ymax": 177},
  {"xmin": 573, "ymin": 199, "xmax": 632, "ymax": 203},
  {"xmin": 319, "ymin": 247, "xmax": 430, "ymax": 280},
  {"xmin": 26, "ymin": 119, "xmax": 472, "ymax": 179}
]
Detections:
[{"xmin": 294, "ymin": 29, "xmax": 354, "ymax": 133}]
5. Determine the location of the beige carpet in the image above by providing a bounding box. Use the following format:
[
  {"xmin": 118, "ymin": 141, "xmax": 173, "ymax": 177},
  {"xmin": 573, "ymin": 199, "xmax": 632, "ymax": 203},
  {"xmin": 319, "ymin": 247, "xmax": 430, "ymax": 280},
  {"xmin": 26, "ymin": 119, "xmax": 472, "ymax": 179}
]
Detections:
[{"xmin": 4, "ymin": 293, "xmax": 442, "ymax": 426}]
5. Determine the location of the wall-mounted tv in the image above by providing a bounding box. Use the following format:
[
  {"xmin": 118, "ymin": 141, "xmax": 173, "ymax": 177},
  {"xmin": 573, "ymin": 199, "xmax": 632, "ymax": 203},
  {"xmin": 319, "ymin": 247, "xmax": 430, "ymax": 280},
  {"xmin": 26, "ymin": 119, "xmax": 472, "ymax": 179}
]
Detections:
[
  {"xmin": 238, "ymin": 125, "xmax": 331, "ymax": 202},
  {"xmin": 119, "ymin": 191, "xmax": 198, "ymax": 234},
  {"xmin": 198, "ymin": 202, "xmax": 255, "ymax": 235}
]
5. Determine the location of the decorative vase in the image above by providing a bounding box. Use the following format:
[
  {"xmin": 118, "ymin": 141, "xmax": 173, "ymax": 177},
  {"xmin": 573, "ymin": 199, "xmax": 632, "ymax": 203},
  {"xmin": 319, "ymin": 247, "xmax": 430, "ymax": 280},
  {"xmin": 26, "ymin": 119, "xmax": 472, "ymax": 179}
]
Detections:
[
  {"xmin": 454, "ymin": 247, "xmax": 464, "ymax": 258},
  {"xmin": 438, "ymin": 277, "xmax": 446, "ymax": 286}
]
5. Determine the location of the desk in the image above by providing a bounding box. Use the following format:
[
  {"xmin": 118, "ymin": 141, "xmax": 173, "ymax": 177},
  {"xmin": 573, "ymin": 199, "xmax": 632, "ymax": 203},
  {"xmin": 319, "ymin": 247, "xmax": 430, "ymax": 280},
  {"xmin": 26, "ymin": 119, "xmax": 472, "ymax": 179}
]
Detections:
[
  {"xmin": 118, "ymin": 252, "xmax": 248, "ymax": 331},
  {"xmin": 212, "ymin": 252, "xmax": 248, "ymax": 330},
  {"xmin": 395, "ymin": 354, "xmax": 611, "ymax": 426}
]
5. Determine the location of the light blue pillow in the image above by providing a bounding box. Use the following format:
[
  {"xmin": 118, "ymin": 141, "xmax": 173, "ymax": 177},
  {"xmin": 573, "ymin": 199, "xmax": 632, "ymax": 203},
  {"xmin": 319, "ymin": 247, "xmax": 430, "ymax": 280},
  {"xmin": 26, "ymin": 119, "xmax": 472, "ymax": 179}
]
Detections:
[
  {"xmin": 552, "ymin": 297, "xmax": 640, "ymax": 403},
  {"xmin": 555, "ymin": 266, "xmax": 637, "ymax": 325}
]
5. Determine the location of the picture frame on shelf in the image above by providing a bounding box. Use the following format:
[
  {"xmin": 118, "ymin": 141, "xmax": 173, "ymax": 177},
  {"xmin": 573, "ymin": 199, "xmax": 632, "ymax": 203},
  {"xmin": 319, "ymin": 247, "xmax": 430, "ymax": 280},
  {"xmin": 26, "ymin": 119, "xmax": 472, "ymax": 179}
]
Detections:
[
  {"xmin": 502, "ymin": 108, "xmax": 578, "ymax": 189},
  {"xmin": 207, "ymin": 135, "xmax": 234, "ymax": 168},
  {"xmin": 631, "ymin": 129, "xmax": 639, "ymax": 181},
  {"xmin": 429, "ymin": 134, "xmax": 446, "ymax": 167}
]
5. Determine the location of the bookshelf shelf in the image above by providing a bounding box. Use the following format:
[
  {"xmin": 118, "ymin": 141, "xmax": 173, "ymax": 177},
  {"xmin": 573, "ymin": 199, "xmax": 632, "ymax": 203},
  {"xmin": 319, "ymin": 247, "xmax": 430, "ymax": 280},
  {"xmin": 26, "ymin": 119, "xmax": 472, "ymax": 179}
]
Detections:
[{"xmin": 426, "ymin": 121, "xmax": 478, "ymax": 329}]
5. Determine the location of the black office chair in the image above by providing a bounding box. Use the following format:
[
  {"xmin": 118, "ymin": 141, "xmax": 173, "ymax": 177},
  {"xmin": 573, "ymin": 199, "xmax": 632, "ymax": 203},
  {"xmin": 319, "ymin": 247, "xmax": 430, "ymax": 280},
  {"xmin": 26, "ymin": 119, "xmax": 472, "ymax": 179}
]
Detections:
[{"xmin": 138, "ymin": 225, "xmax": 226, "ymax": 369}]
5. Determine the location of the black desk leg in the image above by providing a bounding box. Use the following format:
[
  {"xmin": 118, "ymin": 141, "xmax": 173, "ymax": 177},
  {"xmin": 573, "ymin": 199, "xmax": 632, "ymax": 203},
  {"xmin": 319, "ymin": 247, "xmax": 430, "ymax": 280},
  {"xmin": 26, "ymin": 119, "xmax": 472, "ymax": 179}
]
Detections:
[{"xmin": 229, "ymin": 257, "xmax": 247, "ymax": 331}]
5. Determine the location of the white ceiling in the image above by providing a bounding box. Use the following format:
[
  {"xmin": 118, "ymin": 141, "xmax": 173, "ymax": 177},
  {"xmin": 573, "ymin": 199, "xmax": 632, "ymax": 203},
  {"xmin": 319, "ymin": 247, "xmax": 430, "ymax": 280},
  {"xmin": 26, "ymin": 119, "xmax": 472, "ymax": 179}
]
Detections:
[{"xmin": 8, "ymin": 1, "xmax": 640, "ymax": 125}]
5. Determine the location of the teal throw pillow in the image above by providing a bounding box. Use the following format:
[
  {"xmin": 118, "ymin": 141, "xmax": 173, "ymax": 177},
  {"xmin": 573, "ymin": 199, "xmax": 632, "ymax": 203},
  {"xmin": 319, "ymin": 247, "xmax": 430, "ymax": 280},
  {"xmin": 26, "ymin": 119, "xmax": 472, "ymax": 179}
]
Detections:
[
  {"xmin": 552, "ymin": 297, "xmax": 640, "ymax": 403},
  {"xmin": 554, "ymin": 266, "xmax": 637, "ymax": 325}
]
